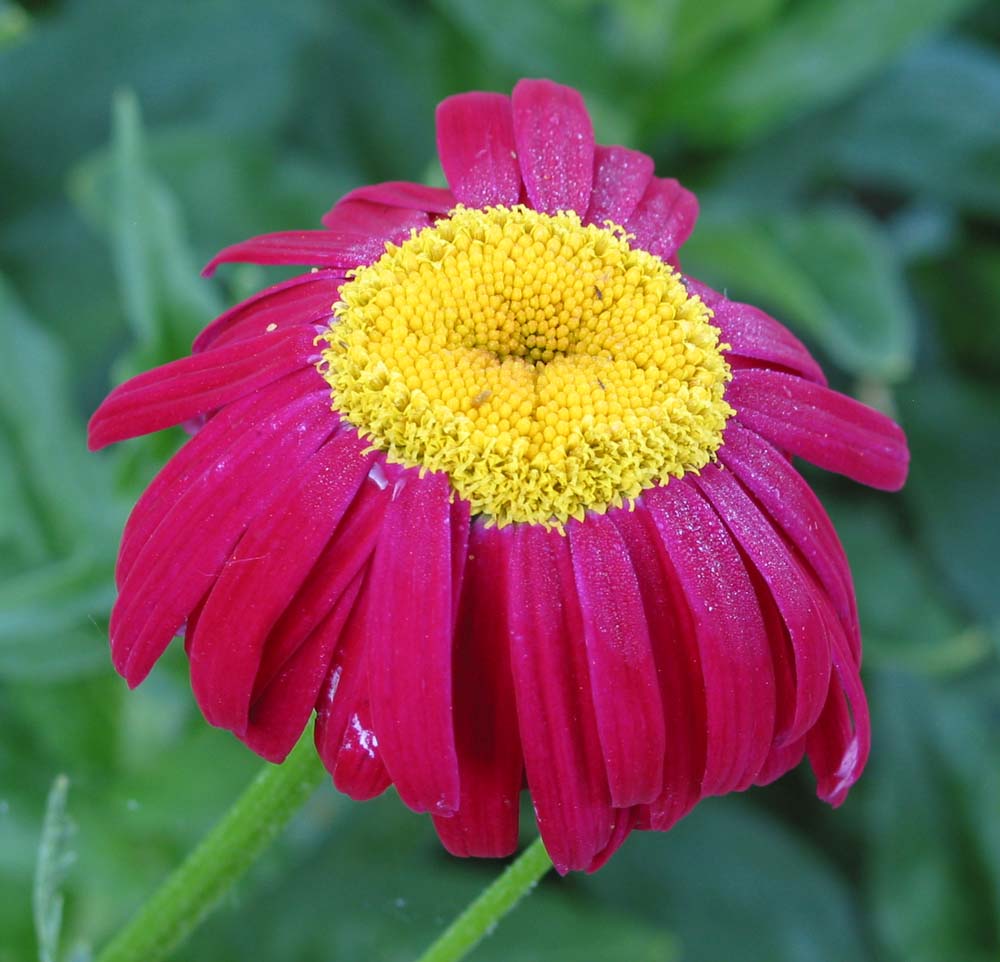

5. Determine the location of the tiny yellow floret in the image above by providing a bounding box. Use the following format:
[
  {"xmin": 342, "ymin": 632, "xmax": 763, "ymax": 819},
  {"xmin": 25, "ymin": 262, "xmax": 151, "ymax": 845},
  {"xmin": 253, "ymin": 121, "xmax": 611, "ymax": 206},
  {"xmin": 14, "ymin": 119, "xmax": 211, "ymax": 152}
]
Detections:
[{"xmin": 317, "ymin": 205, "xmax": 733, "ymax": 527}]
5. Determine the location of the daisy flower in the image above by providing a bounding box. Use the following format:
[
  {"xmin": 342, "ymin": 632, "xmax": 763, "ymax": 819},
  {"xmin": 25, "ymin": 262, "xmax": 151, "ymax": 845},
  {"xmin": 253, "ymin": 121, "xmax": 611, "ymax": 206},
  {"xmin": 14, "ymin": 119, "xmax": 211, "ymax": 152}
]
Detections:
[{"xmin": 89, "ymin": 79, "xmax": 909, "ymax": 874}]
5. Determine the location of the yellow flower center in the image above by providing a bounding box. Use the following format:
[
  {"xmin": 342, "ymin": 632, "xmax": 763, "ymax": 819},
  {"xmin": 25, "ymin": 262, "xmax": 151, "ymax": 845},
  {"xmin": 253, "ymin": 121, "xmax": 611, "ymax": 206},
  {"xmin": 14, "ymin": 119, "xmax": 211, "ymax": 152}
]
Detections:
[{"xmin": 317, "ymin": 205, "xmax": 733, "ymax": 528}]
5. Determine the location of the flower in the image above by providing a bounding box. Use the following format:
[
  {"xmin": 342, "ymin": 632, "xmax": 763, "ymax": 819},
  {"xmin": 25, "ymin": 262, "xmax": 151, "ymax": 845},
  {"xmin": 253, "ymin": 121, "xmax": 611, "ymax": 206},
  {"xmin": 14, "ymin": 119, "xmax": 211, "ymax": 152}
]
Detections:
[{"xmin": 89, "ymin": 79, "xmax": 909, "ymax": 874}]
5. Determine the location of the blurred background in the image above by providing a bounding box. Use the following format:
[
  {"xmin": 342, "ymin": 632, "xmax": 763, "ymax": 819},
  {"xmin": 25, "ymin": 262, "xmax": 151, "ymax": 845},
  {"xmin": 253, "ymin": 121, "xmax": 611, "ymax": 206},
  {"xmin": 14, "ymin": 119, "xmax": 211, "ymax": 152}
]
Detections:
[{"xmin": 1, "ymin": 0, "xmax": 999, "ymax": 959}]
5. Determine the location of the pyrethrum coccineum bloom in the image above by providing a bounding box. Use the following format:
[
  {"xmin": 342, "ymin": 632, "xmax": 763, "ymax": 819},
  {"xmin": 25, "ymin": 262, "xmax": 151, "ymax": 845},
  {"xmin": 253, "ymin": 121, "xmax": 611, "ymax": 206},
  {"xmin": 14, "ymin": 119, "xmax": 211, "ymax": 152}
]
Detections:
[{"xmin": 89, "ymin": 80, "xmax": 909, "ymax": 873}]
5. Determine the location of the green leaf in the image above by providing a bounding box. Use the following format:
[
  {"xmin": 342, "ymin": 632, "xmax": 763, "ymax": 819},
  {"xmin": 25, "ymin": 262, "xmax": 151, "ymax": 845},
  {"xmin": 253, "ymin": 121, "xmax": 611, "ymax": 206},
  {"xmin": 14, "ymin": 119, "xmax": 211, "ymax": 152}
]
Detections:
[
  {"xmin": 0, "ymin": 275, "xmax": 117, "ymax": 564},
  {"xmin": 70, "ymin": 90, "xmax": 222, "ymax": 371},
  {"xmin": 0, "ymin": 551, "xmax": 113, "ymax": 681},
  {"xmin": 865, "ymin": 671, "xmax": 1000, "ymax": 962},
  {"xmin": 657, "ymin": 0, "xmax": 979, "ymax": 143},
  {"xmin": 824, "ymin": 495, "xmax": 981, "ymax": 674},
  {"xmin": 830, "ymin": 41, "xmax": 1000, "ymax": 215},
  {"xmin": 34, "ymin": 774, "xmax": 75, "ymax": 962},
  {"xmin": 903, "ymin": 372, "xmax": 1000, "ymax": 625},
  {"xmin": 682, "ymin": 206, "xmax": 915, "ymax": 379},
  {"xmin": 584, "ymin": 800, "xmax": 871, "ymax": 962}
]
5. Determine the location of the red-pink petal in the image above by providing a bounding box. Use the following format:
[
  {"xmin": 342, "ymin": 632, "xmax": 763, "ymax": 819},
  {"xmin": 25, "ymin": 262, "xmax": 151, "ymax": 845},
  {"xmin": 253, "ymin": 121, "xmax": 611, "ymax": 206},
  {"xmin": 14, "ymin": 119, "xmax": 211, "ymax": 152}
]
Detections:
[
  {"xmin": 366, "ymin": 470, "xmax": 461, "ymax": 815},
  {"xmin": 320, "ymin": 198, "xmax": 431, "ymax": 237},
  {"xmin": 193, "ymin": 271, "xmax": 343, "ymax": 354},
  {"xmin": 512, "ymin": 79, "xmax": 595, "ymax": 216},
  {"xmin": 331, "ymin": 180, "xmax": 455, "ymax": 215},
  {"xmin": 333, "ymin": 695, "xmax": 393, "ymax": 801},
  {"xmin": 719, "ymin": 422, "xmax": 861, "ymax": 664},
  {"xmin": 188, "ymin": 431, "xmax": 374, "ymax": 734},
  {"xmin": 436, "ymin": 92, "xmax": 522, "ymax": 208},
  {"xmin": 242, "ymin": 569, "xmax": 365, "ymax": 763},
  {"xmin": 644, "ymin": 480, "xmax": 776, "ymax": 795},
  {"xmin": 432, "ymin": 522, "xmax": 522, "ymax": 859},
  {"xmin": 88, "ymin": 327, "xmax": 317, "ymax": 450},
  {"xmin": 624, "ymin": 177, "xmax": 698, "ymax": 262},
  {"xmin": 587, "ymin": 807, "xmax": 638, "ymax": 873},
  {"xmin": 110, "ymin": 393, "xmax": 334, "ymax": 687},
  {"xmin": 612, "ymin": 505, "xmax": 706, "ymax": 832},
  {"xmin": 194, "ymin": 282, "xmax": 338, "ymax": 356},
  {"xmin": 115, "ymin": 370, "xmax": 328, "ymax": 586},
  {"xmin": 684, "ymin": 278, "xmax": 827, "ymax": 385},
  {"xmin": 567, "ymin": 515, "xmax": 665, "ymax": 807},
  {"xmin": 694, "ymin": 465, "xmax": 832, "ymax": 744},
  {"xmin": 807, "ymin": 611, "xmax": 870, "ymax": 807},
  {"xmin": 507, "ymin": 525, "xmax": 613, "ymax": 874},
  {"xmin": 728, "ymin": 368, "xmax": 910, "ymax": 491},
  {"xmin": 584, "ymin": 145, "xmax": 654, "ymax": 227},
  {"xmin": 202, "ymin": 230, "xmax": 388, "ymax": 276},
  {"xmin": 254, "ymin": 476, "xmax": 388, "ymax": 694}
]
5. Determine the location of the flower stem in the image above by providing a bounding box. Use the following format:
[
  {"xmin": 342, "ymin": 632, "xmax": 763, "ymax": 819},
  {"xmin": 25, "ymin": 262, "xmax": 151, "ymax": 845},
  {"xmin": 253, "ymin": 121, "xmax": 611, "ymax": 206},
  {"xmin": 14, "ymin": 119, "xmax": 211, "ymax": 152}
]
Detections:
[
  {"xmin": 415, "ymin": 836, "xmax": 554, "ymax": 962},
  {"xmin": 95, "ymin": 733, "xmax": 328, "ymax": 962}
]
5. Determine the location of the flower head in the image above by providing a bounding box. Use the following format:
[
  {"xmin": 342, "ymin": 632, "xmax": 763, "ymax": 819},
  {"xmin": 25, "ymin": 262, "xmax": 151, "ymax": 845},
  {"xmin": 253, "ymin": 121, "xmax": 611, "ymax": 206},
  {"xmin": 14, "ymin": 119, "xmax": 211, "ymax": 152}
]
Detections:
[{"xmin": 89, "ymin": 80, "xmax": 909, "ymax": 873}]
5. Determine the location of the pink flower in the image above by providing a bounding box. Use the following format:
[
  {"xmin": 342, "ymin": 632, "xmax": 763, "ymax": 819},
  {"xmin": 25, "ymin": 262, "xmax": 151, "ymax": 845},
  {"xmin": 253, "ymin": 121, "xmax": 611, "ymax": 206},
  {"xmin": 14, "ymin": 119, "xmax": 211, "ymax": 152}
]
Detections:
[{"xmin": 89, "ymin": 80, "xmax": 909, "ymax": 873}]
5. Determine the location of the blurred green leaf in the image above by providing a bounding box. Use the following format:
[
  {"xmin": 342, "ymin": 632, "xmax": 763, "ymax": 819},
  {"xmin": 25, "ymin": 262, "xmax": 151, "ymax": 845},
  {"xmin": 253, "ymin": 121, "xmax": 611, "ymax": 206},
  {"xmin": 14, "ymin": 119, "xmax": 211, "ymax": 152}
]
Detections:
[
  {"xmin": 658, "ymin": 0, "xmax": 979, "ymax": 143},
  {"xmin": 0, "ymin": 552, "xmax": 112, "ymax": 681},
  {"xmin": 584, "ymin": 800, "xmax": 871, "ymax": 962},
  {"xmin": 34, "ymin": 774, "xmax": 74, "ymax": 962},
  {"xmin": 831, "ymin": 41, "xmax": 1000, "ymax": 215},
  {"xmin": 683, "ymin": 206, "xmax": 915, "ymax": 379},
  {"xmin": 0, "ymin": 276, "xmax": 116, "ymax": 565},
  {"xmin": 903, "ymin": 372, "xmax": 1000, "ymax": 625},
  {"xmin": 825, "ymin": 496, "xmax": 982, "ymax": 674},
  {"xmin": 71, "ymin": 90, "xmax": 221, "ymax": 371},
  {"xmin": 865, "ymin": 671, "xmax": 1000, "ymax": 962}
]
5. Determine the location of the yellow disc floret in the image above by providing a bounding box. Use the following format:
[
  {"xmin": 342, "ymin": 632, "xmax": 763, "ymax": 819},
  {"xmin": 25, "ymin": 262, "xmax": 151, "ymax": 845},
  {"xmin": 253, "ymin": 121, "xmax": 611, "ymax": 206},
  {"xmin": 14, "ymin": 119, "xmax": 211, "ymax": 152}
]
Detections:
[{"xmin": 317, "ymin": 205, "xmax": 733, "ymax": 528}]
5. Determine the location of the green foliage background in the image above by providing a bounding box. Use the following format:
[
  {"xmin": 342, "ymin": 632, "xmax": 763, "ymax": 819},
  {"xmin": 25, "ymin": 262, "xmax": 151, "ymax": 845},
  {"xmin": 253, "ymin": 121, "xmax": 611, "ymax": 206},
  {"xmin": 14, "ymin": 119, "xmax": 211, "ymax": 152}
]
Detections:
[{"xmin": 2, "ymin": 1, "xmax": 999, "ymax": 959}]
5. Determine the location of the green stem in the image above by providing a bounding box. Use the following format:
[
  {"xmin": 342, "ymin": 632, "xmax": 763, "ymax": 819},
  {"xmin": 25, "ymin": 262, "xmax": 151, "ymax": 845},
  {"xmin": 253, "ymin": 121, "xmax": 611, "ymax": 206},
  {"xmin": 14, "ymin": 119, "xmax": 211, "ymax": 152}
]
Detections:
[
  {"xmin": 96, "ymin": 733, "xmax": 328, "ymax": 962},
  {"xmin": 415, "ymin": 837, "xmax": 554, "ymax": 962}
]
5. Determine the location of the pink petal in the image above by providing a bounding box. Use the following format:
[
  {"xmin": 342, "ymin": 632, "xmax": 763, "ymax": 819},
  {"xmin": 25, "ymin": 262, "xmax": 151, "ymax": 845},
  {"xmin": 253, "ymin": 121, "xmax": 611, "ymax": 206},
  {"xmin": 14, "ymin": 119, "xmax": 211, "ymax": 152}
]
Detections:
[
  {"xmin": 333, "ymin": 695, "xmax": 393, "ymax": 801},
  {"xmin": 728, "ymin": 368, "xmax": 910, "ymax": 491},
  {"xmin": 693, "ymin": 465, "xmax": 832, "ymax": 744},
  {"xmin": 432, "ymin": 522, "xmax": 522, "ymax": 859},
  {"xmin": 807, "ymin": 610, "xmax": 870, "ymax": 807},
  {"xmin": 242, "ymin": 569, "xmax": 365, "ymax": 762},
  {"xmin": 512, "ymin": 79, "xmax": 595, "ymax": 216},
  {"xmin": 719, "ymin": 422, "xmax": 861, "ymax": 664},
  {"xmin": 331, "ymin": 180, "xmax": 455, "ymax": 215},
  {"xmin": 584, "ymin": 145, "xmax": 654, "ymax": 227},
  {"xmin": 193, "ymin": 271, "xmax": 343, "ymax": 354},
  {"xmin": 115, "ymin": 370, "xmax": 329, "ymax": 586},
  {"xmin": 507, "ymin": 525, "xmax": 613, "ymax": 874},
  {"xmin": 254, "ymin": 476, "xmax": 389, "ymax": 694},
  {"xmin": 612, "ymin": 505, "xmax": 706, "ymax": 832},
  {"xmin": 110, "ymin": 393, "xmax": 335, "ymax": 687},
  {"xmin": 366, "ymin": 469, "xmax": 461, "ymax": 815},
  {"xmin": 567, "ymin": 515, "xmax": 665, "ymax": 807},
  {"xmin": 624, "ymin": 177, "xmax": 698, "ymax": 262},
  {"xmin": 88, "ymin": 327, "xmax": 317, "ymax": 450},
  {"xmin": 188, "ymin": 431, "xmax": 374, "ymax": 734},
  {"xmin": 755, "ymin": 736, "xmax": 808, "ymax": 787},
  {"xmin": 436, "ymin": 92, "xmax": 522, "ymax": 208},
  {"xmin": 202, "ymin": 230, "xmax": 389, "ymax": 276},
  {"xmin": 644, "ymin": 480, "xmax": 776, "ymax": 795},
  {"xmin": 320, "ymin": 198, "xmax": 432, "ymax": 236},
  {"xmin": 587, "ymin": 807, "xmax": 638, "ymax": 873},
  {"xmin": 683, "ymin": 278, "xmax": 827, "ymax": 385}
]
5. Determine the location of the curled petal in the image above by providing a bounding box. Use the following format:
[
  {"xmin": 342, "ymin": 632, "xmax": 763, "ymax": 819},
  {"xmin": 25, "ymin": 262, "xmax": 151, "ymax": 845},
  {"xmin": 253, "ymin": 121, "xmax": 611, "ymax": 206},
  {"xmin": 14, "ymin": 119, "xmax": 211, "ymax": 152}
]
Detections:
[
  {"xmin": 728, "ymin": 368, "xmax": 910, "ymax": 491},
  {"xmin": 203, "ymin": 230, "xmax": 390, "ymax": 276}
]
